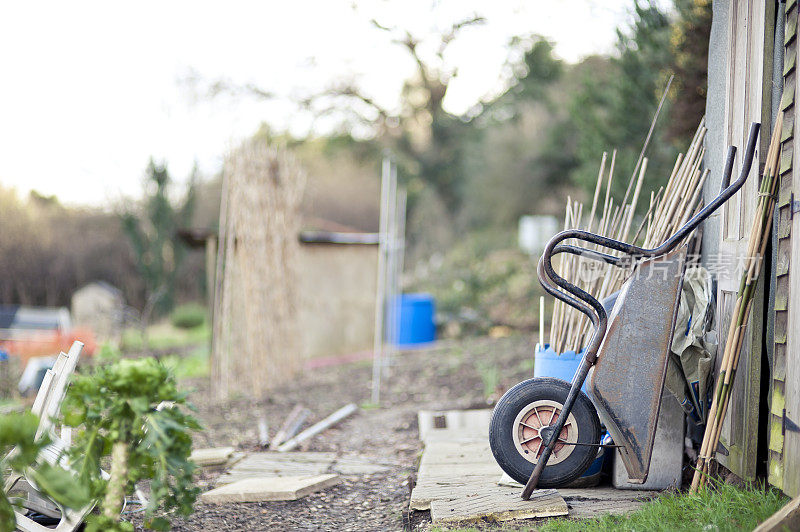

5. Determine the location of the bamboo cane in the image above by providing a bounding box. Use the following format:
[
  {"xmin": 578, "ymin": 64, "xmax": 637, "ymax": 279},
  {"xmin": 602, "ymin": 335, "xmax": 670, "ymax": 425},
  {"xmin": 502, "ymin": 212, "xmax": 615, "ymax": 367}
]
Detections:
[
  {"xmin": 691, "ymin": 112, "xmax": 782, "ymax": 492},
  {"xmin": 551, "ymin": 118, "xmax": 709, "ymax": 352}
]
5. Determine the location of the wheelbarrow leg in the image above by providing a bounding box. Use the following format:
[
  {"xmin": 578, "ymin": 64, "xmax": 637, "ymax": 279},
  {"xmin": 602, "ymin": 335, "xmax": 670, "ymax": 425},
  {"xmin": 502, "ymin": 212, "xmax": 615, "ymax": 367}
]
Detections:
[{"xmin": 521, "ymin": 356, "xmax": 594, "ymax": 499}]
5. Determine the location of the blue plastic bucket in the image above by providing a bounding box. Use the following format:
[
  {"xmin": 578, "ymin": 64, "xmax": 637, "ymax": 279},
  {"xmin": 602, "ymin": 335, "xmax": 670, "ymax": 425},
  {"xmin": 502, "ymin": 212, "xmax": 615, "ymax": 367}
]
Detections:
[
  {"xmin": 533, "ymin": 344, "xmax": 588, "ymax": 394},
  {"xmin": 392, "ymin": 293, "xmax": 435, "ymax": 347}
]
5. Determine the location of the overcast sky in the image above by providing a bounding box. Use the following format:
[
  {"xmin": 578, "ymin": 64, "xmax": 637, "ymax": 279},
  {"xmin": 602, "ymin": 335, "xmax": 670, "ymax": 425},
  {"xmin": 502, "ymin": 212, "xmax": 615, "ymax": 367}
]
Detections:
[{"xmin": 0, "ymin": 1, "xmax": 642, "ymax": 207}]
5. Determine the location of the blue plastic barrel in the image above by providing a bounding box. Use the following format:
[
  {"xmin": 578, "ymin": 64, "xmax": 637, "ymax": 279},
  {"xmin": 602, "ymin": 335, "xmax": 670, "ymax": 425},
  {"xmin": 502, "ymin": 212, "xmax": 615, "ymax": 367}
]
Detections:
[
  {"xmin": 392, "ymin": 293, "xmax": 435, "ymax": 347},
  {"xmin": 533, "ymin": 343, "xmax": 587, "ymax": 393}
]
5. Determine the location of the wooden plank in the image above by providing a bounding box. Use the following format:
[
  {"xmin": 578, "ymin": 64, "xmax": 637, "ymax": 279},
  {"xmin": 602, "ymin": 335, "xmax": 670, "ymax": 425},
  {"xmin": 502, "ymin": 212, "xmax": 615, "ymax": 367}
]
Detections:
[
  {"xmin": 258, "ymin": 418, "xmax": 269, "ymax": 447},
  {"xmin": 786, "ymin": 11, "xmax": 797, "ymax": 46},
  {"xmin": 775, "ymin": 310, "xmax": 789, "ymax": 344},
  {"xmin": 783, "ymin": 107, "xmax": 796, "ymax": 141},
  {"xmin": 780, "ymin": 144, "xmax": 795, "ymax": 174},
  {"xmin": 560, "ymin": 488, "xmax": 660, "ymax": 519},
  {"xmin": 753, "ymin": 495, "xmax": 800, "ymax": 531},
  {"xmin": 778, "ymin": 210, "xmax": 793, "ymax": 241},
  {"xmin": 776, "ymin": 275, "xmax": 790, "ymax": 311},
  {"xmin": 775, "ymin": 344, "xmax": 788, "ymax": 382},
  {"xmin": 769, "ymin": 413, "xmax": 785, "ymax": 453},
  {"xmin": 417, "ymin": 409, "xmax": 492, "ymax": 442},
  {"xmin": 231, "ymin": 451, "xmax": 336, "ymax": 464},
  {"xmin": 769, "ymin": 449, "xmax": 785, "ymax": 490},
  {"xmin": 717, "ymin": 283, "xmax": 763, "ymax": 481},
  {"xmin": 780, "ymin": 167, "xmax": 794, "ymax": 202},
  {"xmin": 782, "ymin": 78, "xmax": 795, "ymax": 110},
  {"xmin": 786, "ymin": 48, "xmax": 797, "ymax": 78},
  {"xmin": 429, "ymin": 487, "xmax": 567, "ymax": 525},
  {"xmin": 419, "ymin": 462, "xmax": 503, "ymax": 478},
  {"xmin": 419, "ymin": 428, "xmax": 486, "ymax": 444},
  {"xmin": 269, "ymin": 405, "xmax": 311, "ymax": 450},
  {"xmin": 216, "ymin": 452, "xmax": 336, "ymax": 486},
  {"xmin": 201, "ymin": 474, "xmax": 341, "ymax": 503},
  {"xmin": 411, "ymin": 477, "xmax": 502, "ymax": 511},
  {"xmin": 419, "ymin": 442, "xmax": 492, "ymax": 464},
  {"xmin": 785, "ymin": 107, "xmax": 797, "ymax": 148},
  {"xmin": 331, "ymin": 456, "xmax": 391, "ymax": 476},
  {"xmin": 784, "ymin": 106, "xmax": 800, "ymax": 496},
  {"xmin": 277, "ymin": 404, "xmax": 358, "ymax": 452},
  {"xmin": 190, "ymin": 447, "xmax": 235, "ymax": 467}
]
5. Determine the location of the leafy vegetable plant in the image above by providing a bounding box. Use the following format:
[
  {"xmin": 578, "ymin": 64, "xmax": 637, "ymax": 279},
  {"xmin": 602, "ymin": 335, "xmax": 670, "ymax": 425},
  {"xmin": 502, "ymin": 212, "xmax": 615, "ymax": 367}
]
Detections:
[
  {"xmin": 0, "ymin": 412, "xmax": 90, "ymax": 531},
  {"xmin": 62, "ymin": 358, "xmax": 201, "ymax": 531}
]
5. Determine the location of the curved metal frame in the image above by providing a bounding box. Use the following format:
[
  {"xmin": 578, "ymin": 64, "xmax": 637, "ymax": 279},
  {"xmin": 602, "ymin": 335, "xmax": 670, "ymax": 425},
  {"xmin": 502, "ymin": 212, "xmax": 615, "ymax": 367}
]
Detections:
[{"xmin": 521, "ymin": 122, "xmax": 760, "ymax": 498}]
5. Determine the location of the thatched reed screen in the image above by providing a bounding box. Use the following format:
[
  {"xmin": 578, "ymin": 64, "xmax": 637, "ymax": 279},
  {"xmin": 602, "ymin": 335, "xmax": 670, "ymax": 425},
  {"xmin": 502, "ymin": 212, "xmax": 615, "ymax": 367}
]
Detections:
[{"xmin": 211, "ymin": 139, "xmax": 306, "ymax": 398}]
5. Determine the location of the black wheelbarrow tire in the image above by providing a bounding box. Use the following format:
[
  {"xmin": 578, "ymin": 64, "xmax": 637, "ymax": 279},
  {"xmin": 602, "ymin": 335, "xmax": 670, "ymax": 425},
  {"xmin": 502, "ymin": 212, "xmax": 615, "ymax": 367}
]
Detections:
[{"xmin": 489, "ymin": 377, "xmax": 601, "ymax": 488}]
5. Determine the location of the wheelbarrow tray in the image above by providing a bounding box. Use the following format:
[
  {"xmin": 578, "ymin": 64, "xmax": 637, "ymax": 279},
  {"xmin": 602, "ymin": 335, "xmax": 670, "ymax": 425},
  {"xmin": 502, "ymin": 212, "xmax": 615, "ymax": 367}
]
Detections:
[{"xmin": 587, "ymin": 246, "xmax": 688, "ymax": 483}]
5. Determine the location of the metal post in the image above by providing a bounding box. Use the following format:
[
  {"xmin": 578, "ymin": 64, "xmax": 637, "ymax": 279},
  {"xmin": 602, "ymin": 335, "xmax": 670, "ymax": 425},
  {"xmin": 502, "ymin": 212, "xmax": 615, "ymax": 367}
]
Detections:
[
  {"xmin": 383, "ymin": 162, "xmax": 398, "ymax": 376},
  {"xmin": 371, "ymin": 157, "xmax": 392, "ymax": 404}
]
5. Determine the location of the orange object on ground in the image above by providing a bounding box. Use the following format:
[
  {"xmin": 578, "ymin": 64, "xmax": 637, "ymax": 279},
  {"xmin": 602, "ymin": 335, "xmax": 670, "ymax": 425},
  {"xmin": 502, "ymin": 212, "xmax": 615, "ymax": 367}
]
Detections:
[{"xmin": 0, "ymin": 328, "xmax": 96, "ymax": 366}]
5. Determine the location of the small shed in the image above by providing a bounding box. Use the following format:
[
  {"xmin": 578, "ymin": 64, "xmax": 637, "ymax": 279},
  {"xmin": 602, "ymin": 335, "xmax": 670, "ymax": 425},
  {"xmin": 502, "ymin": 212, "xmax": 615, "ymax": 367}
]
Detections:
[
  {"xmin": 296, "ymin": 231, "xmax": 379, "ymax": 360},
  {"xmin": 71, "ymin": 281, "xmax": 125, "ymax": 341},
  {"xmin": 703, "ymin": 0, "xmax": 799, "ymax": 496}
]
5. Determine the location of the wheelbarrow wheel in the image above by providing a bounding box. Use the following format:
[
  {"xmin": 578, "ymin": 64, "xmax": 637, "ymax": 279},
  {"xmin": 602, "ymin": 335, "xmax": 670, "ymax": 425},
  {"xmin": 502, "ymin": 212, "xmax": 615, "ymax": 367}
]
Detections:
[{"xmin": 489, "ymin": 377, "xmax": 601, "ymax": 488}]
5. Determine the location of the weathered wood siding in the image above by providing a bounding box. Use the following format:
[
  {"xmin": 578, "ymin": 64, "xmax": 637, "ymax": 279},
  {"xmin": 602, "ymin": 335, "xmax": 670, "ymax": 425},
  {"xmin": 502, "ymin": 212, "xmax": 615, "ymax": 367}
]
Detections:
[{"xmin": 769, "ymin": 0, "xmax": 800, "ymax": 498}]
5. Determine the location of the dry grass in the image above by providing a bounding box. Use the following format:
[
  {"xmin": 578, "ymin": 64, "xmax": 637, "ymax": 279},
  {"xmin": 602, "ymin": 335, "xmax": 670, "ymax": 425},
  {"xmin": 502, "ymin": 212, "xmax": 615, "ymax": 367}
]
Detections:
[{"xmin": 211, "ymin": 139, "xmax": 306, "ymax": 398}]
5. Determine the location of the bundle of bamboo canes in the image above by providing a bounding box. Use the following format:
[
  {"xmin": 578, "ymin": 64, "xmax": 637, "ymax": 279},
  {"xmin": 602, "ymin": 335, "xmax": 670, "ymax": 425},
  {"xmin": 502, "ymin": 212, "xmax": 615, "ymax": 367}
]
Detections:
[
  {"xmin": 690, "ymin": 114, "xmax": 783, "ymax": 493},
  {"xmin": 549, "ymin": 118, "xmax": 708, "ymax": 353},
  {"xmin": 548, "ymin": 149, "xmax": 644, "ymax": 353},
  {"xmin": 211, "ymin": 139, "xmax": 306, "ymax": 399}
]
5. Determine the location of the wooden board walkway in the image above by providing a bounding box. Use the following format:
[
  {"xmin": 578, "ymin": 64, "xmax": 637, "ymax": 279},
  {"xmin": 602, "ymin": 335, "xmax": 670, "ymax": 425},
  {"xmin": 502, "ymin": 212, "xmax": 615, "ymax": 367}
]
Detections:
[
  {"xmin": 216, "ymin": 451, "xmax": 391, "ymax": 486},
  {"xmin": 411, "ymin": 409, "xmax": 660, "ymax": 525}
]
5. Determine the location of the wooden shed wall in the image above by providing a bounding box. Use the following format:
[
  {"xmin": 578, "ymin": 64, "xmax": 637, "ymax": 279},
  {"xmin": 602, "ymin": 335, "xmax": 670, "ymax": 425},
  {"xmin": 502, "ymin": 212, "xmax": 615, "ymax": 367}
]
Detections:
[{"xmin": 768, "ymin": 0, "xmax": 800, "ymax": 498}]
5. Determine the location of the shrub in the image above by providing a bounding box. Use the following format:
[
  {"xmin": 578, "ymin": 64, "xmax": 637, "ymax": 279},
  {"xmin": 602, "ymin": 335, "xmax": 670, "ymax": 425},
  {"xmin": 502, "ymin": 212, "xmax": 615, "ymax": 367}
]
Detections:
[
  {"xmin": 0, "ymin": 412, "xmax": 90, "ymax": 530},
  {"xmin": 170, "ymin": 303, "xmax": 207, "ymax": 329},
  {"xmin": 62, "ymin": 358, "xmax": 201, "ymax": 531}
]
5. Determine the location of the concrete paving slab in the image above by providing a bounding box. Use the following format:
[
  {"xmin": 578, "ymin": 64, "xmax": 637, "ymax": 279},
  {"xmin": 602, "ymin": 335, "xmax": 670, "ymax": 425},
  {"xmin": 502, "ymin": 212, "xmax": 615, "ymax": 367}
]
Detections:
[
  {"xmin": 215, "ymin": 452, "xmax": 336, "ymax": 486},
  {"xmin": 201, "ymin": 474, "xmax": 341, "ymax": 503}
]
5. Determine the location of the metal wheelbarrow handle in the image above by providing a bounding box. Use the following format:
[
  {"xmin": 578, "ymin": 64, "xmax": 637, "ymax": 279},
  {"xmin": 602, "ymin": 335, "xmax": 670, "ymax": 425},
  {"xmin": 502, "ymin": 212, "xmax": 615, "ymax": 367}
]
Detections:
[{"xmin": 522, "ymin": 122, "xmax": 759, "ymax": 498}]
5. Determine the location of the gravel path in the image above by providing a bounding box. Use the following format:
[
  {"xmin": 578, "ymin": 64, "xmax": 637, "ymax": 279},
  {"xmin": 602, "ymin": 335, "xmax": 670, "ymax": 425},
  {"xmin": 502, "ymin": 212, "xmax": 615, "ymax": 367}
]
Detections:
[{"xmin": 141, "ymin": 335, "xmax": 536, "ymax": 531}]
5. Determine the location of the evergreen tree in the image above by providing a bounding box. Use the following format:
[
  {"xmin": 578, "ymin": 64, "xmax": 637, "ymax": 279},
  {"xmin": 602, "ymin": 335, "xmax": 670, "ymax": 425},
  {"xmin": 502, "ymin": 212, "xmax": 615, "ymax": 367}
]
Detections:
[
  {"xmin": 568, "ymin": 0, "xmax": 675, "ymax": 200},
  {"xmin": 121, "ymin": 160, "xmax": 195, "ymax": 316},
  {"xmin": 668, "ymin": 0, "xmax": 712, "ymax": 143}
]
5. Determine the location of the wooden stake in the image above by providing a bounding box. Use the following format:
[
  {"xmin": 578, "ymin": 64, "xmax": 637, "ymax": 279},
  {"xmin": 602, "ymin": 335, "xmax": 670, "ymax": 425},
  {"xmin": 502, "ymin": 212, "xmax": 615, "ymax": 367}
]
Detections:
[{"xmin": 277, "ymin": 404, "xmax": 358, "ymax": 452}]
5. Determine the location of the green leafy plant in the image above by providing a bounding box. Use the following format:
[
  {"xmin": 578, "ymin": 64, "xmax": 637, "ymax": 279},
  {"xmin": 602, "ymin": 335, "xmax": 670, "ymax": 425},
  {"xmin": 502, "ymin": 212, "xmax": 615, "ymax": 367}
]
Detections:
[
  {"xmin": 170, "ymin": 303, "xmax": 207, "ymax": 330},
  {"xmin": 62, "ymin": 358, "xmax": 201, "ymax": 531},
  {"xmin": 0, "ymin": 412, "xmax": 91, "ymax": 531}
]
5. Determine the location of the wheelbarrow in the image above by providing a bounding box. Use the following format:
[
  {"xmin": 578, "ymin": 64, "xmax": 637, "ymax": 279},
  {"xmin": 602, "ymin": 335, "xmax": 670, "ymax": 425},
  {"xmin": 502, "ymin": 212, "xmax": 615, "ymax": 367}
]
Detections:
[{"xmin": 489, "ymin": 122, "xmax": 760, "ymax": 499}]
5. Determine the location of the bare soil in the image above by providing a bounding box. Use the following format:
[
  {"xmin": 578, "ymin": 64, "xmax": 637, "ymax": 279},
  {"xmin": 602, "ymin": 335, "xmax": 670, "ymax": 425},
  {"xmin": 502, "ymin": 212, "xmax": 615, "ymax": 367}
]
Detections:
[{"xmin": 158, "ymin": 335, "xmax": 536, "ymax": 531}]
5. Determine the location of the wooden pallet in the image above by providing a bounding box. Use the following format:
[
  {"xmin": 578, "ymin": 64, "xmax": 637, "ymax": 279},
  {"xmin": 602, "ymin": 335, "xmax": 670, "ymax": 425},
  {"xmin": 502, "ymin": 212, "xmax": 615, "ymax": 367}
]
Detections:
[
  {"xmin": 430, "ymin": 486, "xmax": 566, "ymax": 525},
  {"xmin": 411, "ymin": 411, "xmax": 660, "ymax": 525}
]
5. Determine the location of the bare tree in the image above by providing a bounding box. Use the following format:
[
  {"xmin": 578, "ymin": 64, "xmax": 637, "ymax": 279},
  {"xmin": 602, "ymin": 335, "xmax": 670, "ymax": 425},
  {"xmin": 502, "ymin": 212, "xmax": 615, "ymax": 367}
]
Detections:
[{"xmin": 185, "ymin": 12, "xmax": 486, "ymax": 213}]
